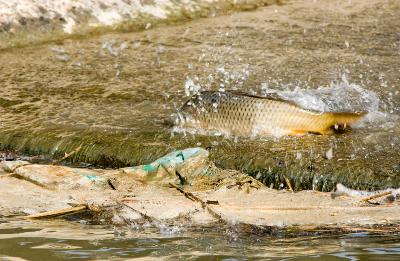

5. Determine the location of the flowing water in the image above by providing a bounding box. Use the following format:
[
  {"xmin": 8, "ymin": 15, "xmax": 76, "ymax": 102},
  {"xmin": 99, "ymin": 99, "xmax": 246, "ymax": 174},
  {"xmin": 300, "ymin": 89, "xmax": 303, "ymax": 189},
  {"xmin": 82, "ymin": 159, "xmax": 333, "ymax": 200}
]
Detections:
[
  {"xmin": 1, "ymin": 0, "xmax": 399, "ymax": 190},
  {"xmin": 1, "ymin": 0, "xmax": 400, "ymax": 259}
]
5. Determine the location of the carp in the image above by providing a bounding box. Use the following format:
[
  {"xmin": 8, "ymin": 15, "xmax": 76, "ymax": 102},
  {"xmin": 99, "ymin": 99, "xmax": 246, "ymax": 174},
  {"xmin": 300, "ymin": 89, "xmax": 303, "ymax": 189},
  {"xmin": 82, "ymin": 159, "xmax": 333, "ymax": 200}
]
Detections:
[{"xmin": 176, "ymin": 91, "xmax": 367, "ymax": 137}]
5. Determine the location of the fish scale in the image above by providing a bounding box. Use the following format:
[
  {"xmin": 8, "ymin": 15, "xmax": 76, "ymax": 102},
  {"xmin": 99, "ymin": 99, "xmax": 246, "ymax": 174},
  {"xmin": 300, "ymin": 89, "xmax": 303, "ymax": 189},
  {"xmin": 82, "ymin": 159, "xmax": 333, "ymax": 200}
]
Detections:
[{"xmin": 177, "ymin": 91, "xmax": 367, "ymax": 137}]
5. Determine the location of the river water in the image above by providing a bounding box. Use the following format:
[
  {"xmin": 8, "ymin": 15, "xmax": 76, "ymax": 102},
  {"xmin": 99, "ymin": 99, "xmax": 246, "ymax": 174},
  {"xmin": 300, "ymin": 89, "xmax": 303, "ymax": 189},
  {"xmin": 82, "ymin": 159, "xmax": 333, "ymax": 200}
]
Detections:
[
  {"xmin": 1, "ymin": 218, "xmax": 400, "ymax": 260},
  {"xmin": 1, "ymin": 0, "xmax": 400, "ymax": 259}
]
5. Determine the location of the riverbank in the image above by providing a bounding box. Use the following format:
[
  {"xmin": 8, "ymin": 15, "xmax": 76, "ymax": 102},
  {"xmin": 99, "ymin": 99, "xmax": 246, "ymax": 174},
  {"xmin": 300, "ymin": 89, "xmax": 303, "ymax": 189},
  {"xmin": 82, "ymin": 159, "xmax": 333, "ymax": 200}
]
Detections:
[{"xmin": 1, "ymin": 149, "xmax": 399, "ymax": 234}]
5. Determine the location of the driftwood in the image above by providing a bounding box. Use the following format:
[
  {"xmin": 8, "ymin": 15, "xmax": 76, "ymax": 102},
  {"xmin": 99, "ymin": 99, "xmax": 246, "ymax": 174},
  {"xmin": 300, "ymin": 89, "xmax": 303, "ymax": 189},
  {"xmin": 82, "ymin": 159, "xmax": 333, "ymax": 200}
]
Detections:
[
  {"xmin": 361, "ymin": 191, "xmax": 393, "ymax": 202},
  {"xmin": 0, "ymin": 173, "xmax": 17, "ymax": 179},
  {"xmin": 25, "ymin": 205, "xmax": 87, "ymax": 219}
]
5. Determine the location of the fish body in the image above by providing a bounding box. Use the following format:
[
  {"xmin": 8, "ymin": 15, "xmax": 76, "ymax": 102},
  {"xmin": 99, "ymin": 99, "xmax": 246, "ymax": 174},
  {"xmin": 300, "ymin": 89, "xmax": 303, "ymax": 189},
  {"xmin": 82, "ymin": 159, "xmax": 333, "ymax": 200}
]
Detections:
[{"xmin": 177, "ymin": 91, "xmax": 367, "ymax": 137}]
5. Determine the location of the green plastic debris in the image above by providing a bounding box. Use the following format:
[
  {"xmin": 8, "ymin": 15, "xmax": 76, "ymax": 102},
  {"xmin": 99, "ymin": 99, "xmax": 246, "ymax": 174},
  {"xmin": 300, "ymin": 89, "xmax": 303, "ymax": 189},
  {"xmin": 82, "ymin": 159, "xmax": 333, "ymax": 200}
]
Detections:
[{"xmin": 121, "ymin": 148, "xmax": 210, "ymax": 183}]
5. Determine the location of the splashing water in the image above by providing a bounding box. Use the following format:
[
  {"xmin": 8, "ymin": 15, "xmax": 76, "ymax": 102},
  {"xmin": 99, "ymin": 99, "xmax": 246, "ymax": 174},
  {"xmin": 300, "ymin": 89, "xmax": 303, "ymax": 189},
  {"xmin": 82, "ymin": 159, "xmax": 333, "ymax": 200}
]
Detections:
[
  {"xmin": 261, "ymin": 75, "xmax": 377, "ymax": 112},
  {"xmin": 184, "ymin": 77, "xmax": 202, "ymax": 97},
  {"xmin": 258, "ymin": 74, "xmax": 392, "ymax": 126}
]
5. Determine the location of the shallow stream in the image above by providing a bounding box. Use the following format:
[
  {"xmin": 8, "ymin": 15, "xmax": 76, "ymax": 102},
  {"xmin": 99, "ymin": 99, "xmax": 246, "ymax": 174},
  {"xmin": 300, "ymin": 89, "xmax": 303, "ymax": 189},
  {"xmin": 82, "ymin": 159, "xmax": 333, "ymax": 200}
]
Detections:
[{"xmin": 1, "ymin": 0, "xmax": 400, "ymax": 258}]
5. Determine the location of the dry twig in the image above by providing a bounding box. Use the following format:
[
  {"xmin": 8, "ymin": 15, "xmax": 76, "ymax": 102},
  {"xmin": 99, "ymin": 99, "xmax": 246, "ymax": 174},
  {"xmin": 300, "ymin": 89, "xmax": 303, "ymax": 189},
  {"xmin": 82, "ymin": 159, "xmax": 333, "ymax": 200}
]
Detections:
[
  {"xmin": 117, "ymin": 200, "xmax": 160, "ymax": 225},
  {"xmin": 169, "ymin": 182, "xmax": 225, "ymax": 223},
  {"xmin": 159, "ymin": 163, "xmax": 186, "ymax": 185},
  {"xmin": 283, "ymin": 175, "xmax": 294, "ymax": 192}
]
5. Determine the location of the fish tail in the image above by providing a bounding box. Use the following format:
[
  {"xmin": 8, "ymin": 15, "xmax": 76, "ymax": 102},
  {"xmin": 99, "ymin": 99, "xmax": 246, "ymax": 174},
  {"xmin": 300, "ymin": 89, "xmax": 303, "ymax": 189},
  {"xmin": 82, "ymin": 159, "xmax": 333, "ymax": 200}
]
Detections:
[
  {"xmin": 329, "ymin": 111, "xmax": 367, "ymax": 125},
  {"xmin": 323, "ymin": 111, "xmax": 367, "ymax": 133},
  {"xmin": 310, "ymin": 111, "xmax": 367, "ymax": 135}
]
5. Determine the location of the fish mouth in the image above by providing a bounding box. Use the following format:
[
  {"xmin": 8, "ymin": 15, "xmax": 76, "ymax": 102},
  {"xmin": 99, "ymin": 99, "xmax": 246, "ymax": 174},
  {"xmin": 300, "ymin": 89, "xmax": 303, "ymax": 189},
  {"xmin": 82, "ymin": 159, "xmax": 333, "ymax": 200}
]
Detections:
[
  {"xmin": 163, "ymin": 112, "xmax": 182, "ymax": 127},
  {"xmin": 167, "ymin": 112, "xmax": 192, "ymax": 128}
]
